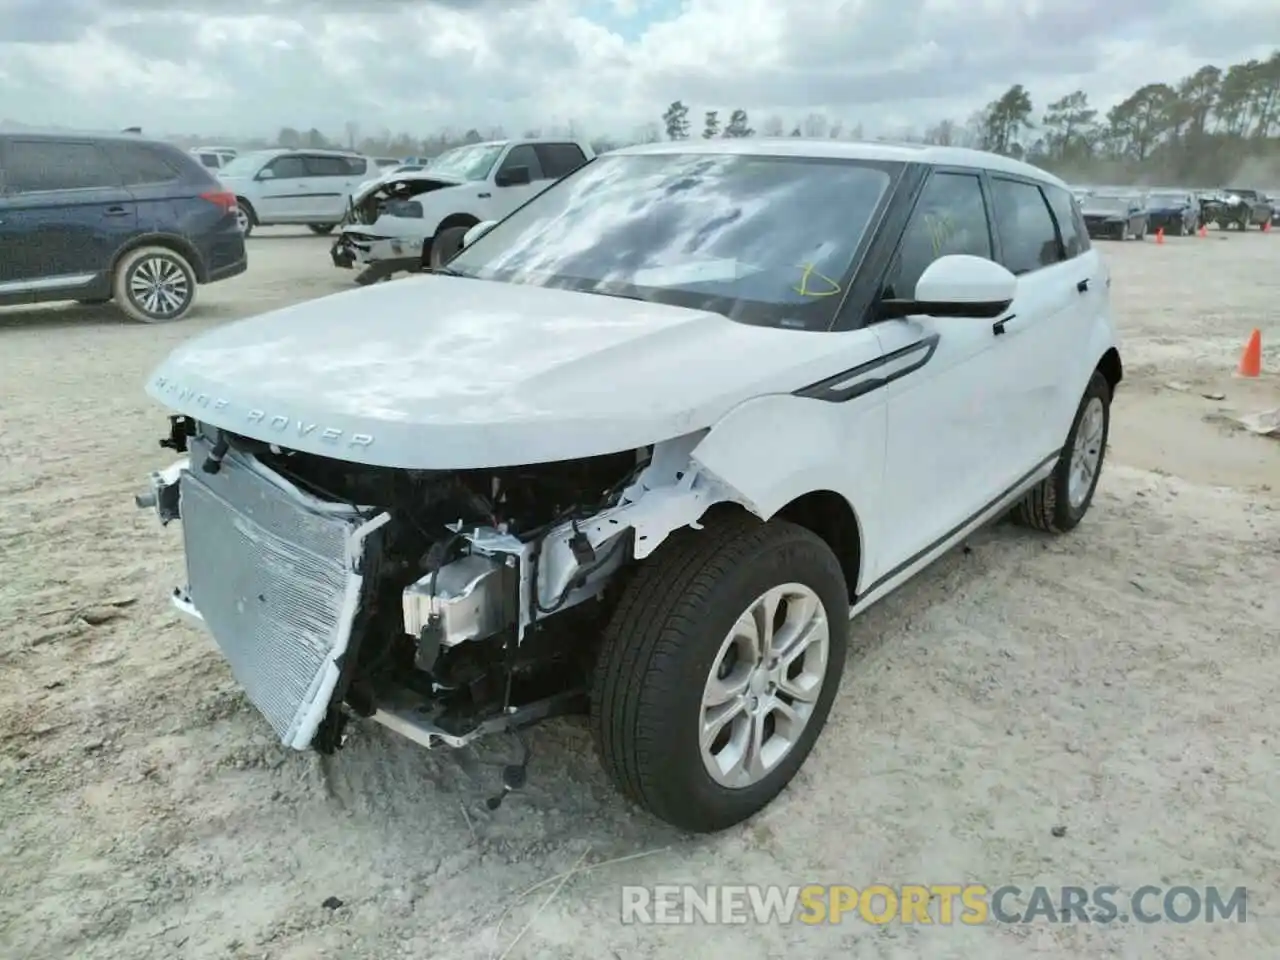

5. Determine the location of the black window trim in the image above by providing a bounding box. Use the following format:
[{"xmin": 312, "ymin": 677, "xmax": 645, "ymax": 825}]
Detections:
[
  {"xmin": 848, "ymin": 162, "xmax": 997, "ymax": 331},
  {"xmin": 986, "ymin": 172, "xmax": 1070, "ymax": 275},
  {"xmin": 0, "ymin": 137, "xmax": 123, "ymax": 195}
]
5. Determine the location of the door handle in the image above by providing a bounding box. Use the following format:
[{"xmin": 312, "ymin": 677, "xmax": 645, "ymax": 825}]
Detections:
[
  {"xmin": 103, "ymin": 206, "xmax": 130, "ymax": 217},
  {"xmin": 1076, "ymin": 278, "xmax": 1089, "ymax": 293},
  {"xmin": 477, "ymin": 192, "xmax": 491, "ymax": 199},
  {"xmin": 992, "ymin": 313, "xmax": 1016, "ymax": 336}
]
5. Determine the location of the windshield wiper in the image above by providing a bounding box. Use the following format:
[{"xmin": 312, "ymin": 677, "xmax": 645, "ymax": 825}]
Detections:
[{"xmin": 431, "ymin": 266, "xmax": 469, "ymax": 277}]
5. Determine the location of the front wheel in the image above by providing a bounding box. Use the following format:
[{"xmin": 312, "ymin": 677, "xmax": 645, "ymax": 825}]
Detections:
[
  {"xmin": 428, "ymin": 225, "xmax": 471, "ymax": 270},
  {"xmin": 308, "ymin": 224, "xmax": 336, "ymax": 235},
  {"xmin": 112, "ymin": 246, "xmax": 198, "ymax": 323},
  {"xmin": 591, "ymin": 513, "xmax": 849, "ymax": 832},
  {"xmin": 1012, "ymin": 370, "xmax": 1111, "ymax": 533}
]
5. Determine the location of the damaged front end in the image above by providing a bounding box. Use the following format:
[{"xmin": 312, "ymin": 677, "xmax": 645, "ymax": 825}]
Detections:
[
  {"xmin": 331, "ymin": 174, "xmax": 462, "ymax": 275},
  {"xmin": 137, "ymin": 417, "xmax": 721, "ymax": 758}
]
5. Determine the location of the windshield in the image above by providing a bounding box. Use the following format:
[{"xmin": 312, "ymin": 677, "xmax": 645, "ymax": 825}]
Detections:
[
  {"xmin": 446, "ymin": 152, "xmax": 898, "ymax": 329},
  {"xmin": 425, "ymin": 143, "xmax": 506, "ymax": 181},
  {"xmin": 1147, "ymin": 193, "xmax": 1187, "ymax": 208},
  {"xmin": 1085, "ymin": 196, "xmax": 1131, "ymax": 213},
  {"xmin": 218, "ymin": 151, "xmax": 274, "ymax": 178}
]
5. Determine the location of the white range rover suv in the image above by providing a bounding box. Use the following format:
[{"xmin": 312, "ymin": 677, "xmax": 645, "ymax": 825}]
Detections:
[{"xmin": 137, "ymin": 139, "xmax": 1121, "ymax": 833}]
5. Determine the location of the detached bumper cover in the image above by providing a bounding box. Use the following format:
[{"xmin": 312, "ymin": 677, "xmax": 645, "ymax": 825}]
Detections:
[
  {"xmin": 141, "ymin": 439, "xmax": 388, "ymax": 750},
  {"xmin": 332, "ymin": 231, "xmax": 415, "ymax": 269}
]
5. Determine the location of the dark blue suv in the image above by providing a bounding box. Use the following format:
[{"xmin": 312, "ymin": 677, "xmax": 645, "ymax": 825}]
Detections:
[{"xmin": 0, "ymin": 130, "xmax": 246, "ymax": 323}]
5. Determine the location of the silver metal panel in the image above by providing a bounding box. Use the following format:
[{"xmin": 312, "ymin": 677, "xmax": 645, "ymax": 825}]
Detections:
[{"xmin": 178, "ymin": 441, "xmax": 365, "ymax": 745}]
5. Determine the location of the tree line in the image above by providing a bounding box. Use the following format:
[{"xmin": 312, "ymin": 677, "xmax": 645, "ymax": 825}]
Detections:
[
  {"xmin": 169, "ymin": 49, "xmax": 1280, "ymax": 187},
  {"xmin": 654, "ymin": 51, "xmax": 1280, "ymax": 185}
]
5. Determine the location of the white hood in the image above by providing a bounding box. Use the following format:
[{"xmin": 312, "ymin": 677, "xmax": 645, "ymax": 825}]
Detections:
[
  {"xmin": 351, "ymin": 170, "xmax": 465, "ymax": 205},
  {"xmin": 146, "ymin": 275, "xmax": 864, "ymax": 469}
]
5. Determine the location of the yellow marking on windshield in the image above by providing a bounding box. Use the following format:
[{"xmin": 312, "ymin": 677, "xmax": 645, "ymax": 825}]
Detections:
[{"xmin": 793, "ymin": 263, "xmax": 842, "ymax": 298}]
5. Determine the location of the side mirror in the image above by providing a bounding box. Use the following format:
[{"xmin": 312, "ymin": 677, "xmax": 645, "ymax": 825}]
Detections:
[
  {"xmin": 495, "ymin": 165, "xmax": 531, "ymax": 187},
  {"xmin": 255, "ymin": 168, "xmax": 276, "ymax": 181},
  {"xmin": 462, "ymin": 220, "xmax": 498, "ymax": 248},
  {"xmin": 881, "ymin": 255, "xmax": 1016, "ymax": 320}
]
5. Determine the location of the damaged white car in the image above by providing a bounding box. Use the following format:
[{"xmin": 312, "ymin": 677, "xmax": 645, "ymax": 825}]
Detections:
[
  {"xmin": 137, "ymin": 140, "xmax": 1121, "ymax": 832},
  {"xmin": 330, "ymin": 138, "xmax": 593, "ymax": 284}
]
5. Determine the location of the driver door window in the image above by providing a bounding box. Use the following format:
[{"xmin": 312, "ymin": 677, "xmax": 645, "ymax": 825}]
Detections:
[
  {"xmin": 881, "ymin": 171, "xmax": 993, "ymax": 301},
  {"xmin": 264, "ymin": 155, "xmax": 308, "ymax": 179},
  {"xmin": 491, "ymin": 144, "xmax": 545, "ymax": 218},
  {"xmin": 496, "ymin": 145, "xmax": 544, "ymax": 183}
]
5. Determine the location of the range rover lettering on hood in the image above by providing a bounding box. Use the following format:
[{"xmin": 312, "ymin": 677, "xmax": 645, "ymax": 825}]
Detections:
[{"xmin": 152, "ymin": 375, "xmax": 375, "ymax": 449}]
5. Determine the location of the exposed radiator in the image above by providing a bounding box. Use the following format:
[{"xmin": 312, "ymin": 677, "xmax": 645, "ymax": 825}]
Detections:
[{"xmin": 177, "ymin": 440, "xmax": 384, "ymax": 748}]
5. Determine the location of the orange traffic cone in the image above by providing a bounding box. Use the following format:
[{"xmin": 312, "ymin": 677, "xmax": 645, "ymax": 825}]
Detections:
[
  {"xmin": 1155, "ymin": 227, "xmax": 1164, "ymax": 244},
  {"xmin": 1264, "ymin": 220, "xmax": 1272, "ymax": 233},
  {"xmin": 1237, "ymin": 329, "xmax": 1262, "ymax": 377},
  {"xmin": 1198, "ymin": 224, "xmax": 1208, "ymax": 238}
]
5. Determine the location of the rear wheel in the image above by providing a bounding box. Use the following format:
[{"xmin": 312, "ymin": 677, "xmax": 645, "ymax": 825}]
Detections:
[
  {"xmin": 308, "ymin": 224, "xmax": 336, "ymax": 235},
  {"xmin": 235, "ymin": 200, "xmax": 256, "ymax": 237},
  {"xmin": 112, "ymin": 246, "xmax": 198, "ymax": 323},
  {"xmin": 1012, "ymin": 370, "xmax": 1111, "ymax": 534},
  {"xmin": 591, "ymin": 513, "xmax": 849, "ymax": 832}
]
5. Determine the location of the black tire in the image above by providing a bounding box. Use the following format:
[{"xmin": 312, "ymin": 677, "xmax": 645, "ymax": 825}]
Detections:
[
  {"xmin": 591, "ymin": 513, "xmax": 849, "ymax": 832},
  {"xmin": 428, "ymin": 225, "xmax": 471, "ymax": 270},
  {"xmin": 235, "ymin": 199, "xmax": 256, "ymax": 237},
  {"xmin": 308, "ymin": 224, "xmax": 336, "ymax": 235},
  {"xmin": 1012, "ymin": 370, "xmax": 1112, "ymax": 534},
  {"xmin": 112, "ymin": 245, "xmax": 198, "ymax": 323}
]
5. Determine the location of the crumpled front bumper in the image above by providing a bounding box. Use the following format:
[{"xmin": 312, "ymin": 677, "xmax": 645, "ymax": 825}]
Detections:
[{"xmin": 331, "ymin": 230, "xmax": 418, "ymax": 269}]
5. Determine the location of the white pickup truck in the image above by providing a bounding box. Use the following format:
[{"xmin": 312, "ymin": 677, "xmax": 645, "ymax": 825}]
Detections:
[{"xmin": 330, "ymin": 137, "xmax": 594, "ymax": 283}]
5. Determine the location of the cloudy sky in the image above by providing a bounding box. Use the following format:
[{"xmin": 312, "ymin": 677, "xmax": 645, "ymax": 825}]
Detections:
[{"xmin": 0, "ymin": 0, "xmax": 1277, "ymax": 141}]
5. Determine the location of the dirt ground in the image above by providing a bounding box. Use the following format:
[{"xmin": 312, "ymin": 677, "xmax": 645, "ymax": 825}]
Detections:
[{"xmin": 2, "ymin": 228, "xmax": 1278, "ymax": 960}]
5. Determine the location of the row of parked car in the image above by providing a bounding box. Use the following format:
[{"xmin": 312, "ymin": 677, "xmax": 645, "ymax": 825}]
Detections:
[
  {"xmin": 0, "ymin": 129, "xmax": 595, "ymax": 323},
  {"xmin": 4, "ymin": 126, "xmax": 1275, "ymax": 325},
  {"xmin": 1069, "ymin": 184, "xmax": 1278, "ymax": 241}
]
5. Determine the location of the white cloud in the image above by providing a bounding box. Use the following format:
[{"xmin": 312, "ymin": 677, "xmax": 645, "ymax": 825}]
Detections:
[{"xmin": 0, "ymin": 0, "xmax": 1276, "ymax": 140}]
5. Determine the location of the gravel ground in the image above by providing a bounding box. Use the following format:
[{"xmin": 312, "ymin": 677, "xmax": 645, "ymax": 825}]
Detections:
[{"xmin": 1, "ymin": 228, "xmax": 1278, "ymax": 960}]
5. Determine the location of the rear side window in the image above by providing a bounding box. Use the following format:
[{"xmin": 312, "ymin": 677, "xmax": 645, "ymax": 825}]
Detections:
[
  {"xmin": 345, "ymin": 156, "xmax": 368, "ymax": 175},
  {"xmin": 883, "ymin": 171, "xmax": 993, "ymax": 300},
  {"xmin": 102, "ymin": 141, "xmax": 186, "ymax": 186},
  {"xmin": 989, "ymin": 177, "xmax": 1064, "ymax": 275},
  {"xmin": 3, "ymin": 139, "xmax": 120, "ymax": 192},
  {"xmin": 1043, "ymin": 185, "xmax": 1086, "ymax": 258},
  {"xmin": 535, "ymin": 143, "xmax": 588, "ymax": 180},
  {"xmin": 199, "ymin": 153, "xmax": 220, "ymax": 167},
  {"xmin": 304, "ymin": 155, "xmax": 350, "ymax": 177}
]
